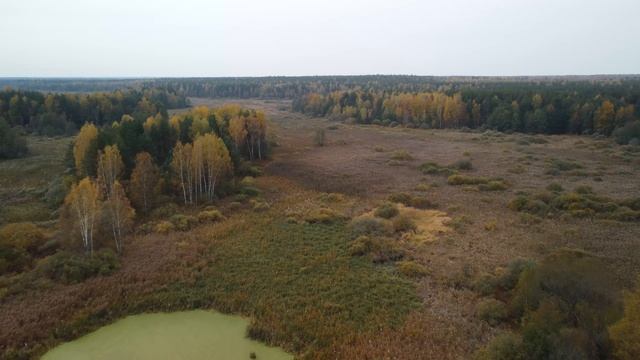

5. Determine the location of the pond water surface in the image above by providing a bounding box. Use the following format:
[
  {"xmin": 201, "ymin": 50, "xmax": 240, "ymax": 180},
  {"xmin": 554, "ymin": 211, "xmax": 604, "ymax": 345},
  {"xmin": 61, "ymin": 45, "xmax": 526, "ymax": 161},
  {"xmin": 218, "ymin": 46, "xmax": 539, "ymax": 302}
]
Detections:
[{"xmin": 42, "ymin": 310, "xmax": 293, "ymax": 360}]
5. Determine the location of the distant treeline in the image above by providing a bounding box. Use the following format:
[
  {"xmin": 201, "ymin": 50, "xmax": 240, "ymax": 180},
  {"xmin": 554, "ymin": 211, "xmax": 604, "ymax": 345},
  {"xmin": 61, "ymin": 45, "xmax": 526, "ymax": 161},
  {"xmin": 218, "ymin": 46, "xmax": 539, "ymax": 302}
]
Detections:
[
  {"xmin": 0, "ymin": 88, "xmax": 188, "ymax": 136},
  {"xmin": 292, "ymin": 87, "xmax": 640, "ymax": 138},
  {"xmin": 3, "ymin": 75, "xmax": 640, "ymax": 100}
]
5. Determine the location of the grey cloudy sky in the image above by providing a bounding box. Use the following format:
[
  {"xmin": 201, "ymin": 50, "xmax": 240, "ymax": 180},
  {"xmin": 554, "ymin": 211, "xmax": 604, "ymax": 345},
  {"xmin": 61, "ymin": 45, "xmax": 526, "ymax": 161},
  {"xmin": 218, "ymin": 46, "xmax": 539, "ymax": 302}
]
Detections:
[{"xmin": 1, "ymin": 0, "xmax": 639, "ymax": 77}]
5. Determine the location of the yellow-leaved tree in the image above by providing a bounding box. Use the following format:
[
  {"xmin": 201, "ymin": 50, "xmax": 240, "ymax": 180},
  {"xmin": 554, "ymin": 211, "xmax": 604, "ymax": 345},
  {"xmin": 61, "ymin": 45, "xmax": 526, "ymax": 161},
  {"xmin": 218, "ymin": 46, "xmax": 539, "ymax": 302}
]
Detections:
[
  {"xmin": 73, "ymin": 123, "xmax": 98, "ymax": 177},
  {"xmin": 63, "ymin": 177, "xmax": 100, "ymax": 255},
  {"xmin": 97, "ymin": 144, "xmax": 124, "ymax": 198},
  {"xmin": 595, "ymin": 100, "xmax": 616, "ymax": 135},
  {"xmin": 228, "ymin": 116, "xmax": 247, "ymax": 152},
  {"xmin": 129, "ymin": 152, "xmax": 159, "ymax": 214},
  {"xmin": 102, "ymin": 181, "xmax": 135, "ymax": 253},
  {"xmin": 609, "ymin": 278, "xmax": 640, "ymax": 359}
]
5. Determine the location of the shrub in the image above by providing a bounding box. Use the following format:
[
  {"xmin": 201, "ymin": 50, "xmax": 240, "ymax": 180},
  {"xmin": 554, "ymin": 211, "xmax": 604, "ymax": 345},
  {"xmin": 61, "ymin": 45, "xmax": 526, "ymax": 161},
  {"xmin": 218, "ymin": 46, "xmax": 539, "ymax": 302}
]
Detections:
[
  {"xmin": 197, "ymin": 210, "xmax": 224, "ymax": 223},
  {"xmin": 447, "ymin": 174, "xmax": 489, "ymax": 185},
  {"xmin": 349, "ymin": 216, "xmax": 392, "ymax": 237},
  {"xmin": 397, "ymin": 260, "xmax": 428, "ymax": 278},
  {"xmin": 390, "ymin": 150, "xmax": 413, "ymax": 161},
  {"xmin": 388, "ymin": 192, "xmax": 413, "ymax": 205},
  {"xmin": 349, "ymin": 235, "xmax": 374, "ymax": 256},
  {"xmin": 609, "ymin": 277, "xmax": 640, "ymax": 360},
  {"xmin": 545, "ymin": 158, "xmax": 583, "ymax": 175},
  {"xmin": 0, "ymin": 244, "xmax": 31, "ymax": 274},
  {"xmin": 474, "ymin": 333, "xmax": 524, "ymax": 360},
  {"xmin": 419, "ymin": 162, "xmax": 457, "ymax": 176},
  {"xmin": 241, "ymin": 186, "xmax": 261, "ymax": 197},
  {"xmin": 304, "ymin": 207, "xmax": 345, "ymax": 224},
  {"xmin": 251, "ymin": 200, "xmax": 270, "ymax": 212},
  {"xmin": 150, "ymin": 203, "xmax": 179, "ymax": 219},
  {"xmin": 613, "ymin": 120, "xmax": 640, "ymax": 145},
  {"xmin": 392, "ymin": 215, "xmax": 417, "ymax": 233},
  {"xmin": 240, "ymin": 176, "xmax": 256, "ymax": 187},
  {"xmin": 374, "ymin": 203, "xmax": 399, "ymax": 219},
  {"xmin": 546, "ymin": 182, "xmax": 564, "ymax": 193},
  {"xmin": 474, "ymin": 274, "xmax": 498, "ymax": 296},
  {"xmin": 38, "ymin": 249, "xmax": 119, "ymax": 283},
  {"xmin": 409, "ymin": 196, "xmax": 438, "ymax": 209},
  {"xmin": 0, "ymin": 222, "xmax": 47, "ymax": 252},
  {"xmin": 0, "ymin": 118, "xmax": 28, "ymax": 159},
  {"xmin": 452, "ymin": 159, "xmax": 473, "ymax": 170},
  {"xmin": 479, "ymin": 180, "xmax": 508, "ymax": 191},
  {"xmin": 169, "ymin": 214, "xmax": 198, "ymax": 231},
  {"xmin": 154, "ymin": 221, "xmax": 175, "ymax": 234},
  {"xmin": 497, "ymin": 259, "xmax": 535, "ymax": 291},
  {"xmin": 314, "ymin": 128, "xmax": 326, "ymax": 146},
  {"xmin": 477, "ymin": 298, "xmax": 509, "ymax": 326},
  {"xmin": 44, "ymin": 175, "xmax": 74, "ymax": 208}
]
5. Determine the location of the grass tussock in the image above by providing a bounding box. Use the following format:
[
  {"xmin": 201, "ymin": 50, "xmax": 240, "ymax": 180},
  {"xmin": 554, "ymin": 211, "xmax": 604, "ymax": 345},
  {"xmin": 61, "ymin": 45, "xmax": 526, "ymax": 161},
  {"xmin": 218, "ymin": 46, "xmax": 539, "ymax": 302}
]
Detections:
[{"xmin": 509, "ymin": 187, "xmax": 640, "ymax": 221}]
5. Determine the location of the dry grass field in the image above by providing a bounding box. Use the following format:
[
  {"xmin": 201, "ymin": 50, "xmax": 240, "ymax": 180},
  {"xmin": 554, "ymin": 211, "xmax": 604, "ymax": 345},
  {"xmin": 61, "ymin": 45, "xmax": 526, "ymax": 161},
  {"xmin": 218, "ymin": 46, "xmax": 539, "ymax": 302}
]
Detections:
[{"xmin": 1, "ymin": 98, "xmax": 639, "ymax": 359}]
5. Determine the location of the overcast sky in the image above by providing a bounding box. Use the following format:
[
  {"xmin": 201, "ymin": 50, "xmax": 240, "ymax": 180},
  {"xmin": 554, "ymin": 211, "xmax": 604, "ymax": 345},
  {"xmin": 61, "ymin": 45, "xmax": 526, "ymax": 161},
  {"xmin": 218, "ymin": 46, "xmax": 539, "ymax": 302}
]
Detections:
[{"xmin": 1, "ymin": 0, "xmax": 639, "ymax": 77}]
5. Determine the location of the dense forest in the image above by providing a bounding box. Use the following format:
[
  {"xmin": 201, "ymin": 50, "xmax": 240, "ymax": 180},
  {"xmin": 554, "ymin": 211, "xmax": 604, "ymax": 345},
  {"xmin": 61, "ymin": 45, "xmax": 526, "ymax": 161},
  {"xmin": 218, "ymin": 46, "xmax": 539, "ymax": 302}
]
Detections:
[
  {"xmin": 292, "ymin": 87, "xmax": 640, "ymax": 140},
  {"xmin": 0, "ymin": 87, "xmax": 187, "ymax": 135}
]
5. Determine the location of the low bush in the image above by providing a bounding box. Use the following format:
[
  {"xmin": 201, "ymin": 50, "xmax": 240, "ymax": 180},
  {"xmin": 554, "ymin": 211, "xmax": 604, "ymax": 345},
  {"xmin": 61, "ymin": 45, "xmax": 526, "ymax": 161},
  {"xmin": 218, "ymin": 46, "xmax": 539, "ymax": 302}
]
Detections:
[
  {"xmin": 304, "ymin": 207, "xmax": 345, "ymax": 224},
  {"xmin": 0, "ymin": 244, "xmax": 31, "ymax": 274},
  {"xmin": 251, "ymin": 200, "xmax": 270, "ymax": 212},
  {"xmin": 392, "ymin": 215, "xmax": 417, "ymax": 233},
  {"xmin": 348, "ymin": 235, "xmax": 404, "ymax": 263},
  {"xmin": 477, "ymin": 298, "xmax": 509, "ymax": 326},
  {"xmin": 197, "ymin": 210, "xmax": 224, "ymax": 223},
  {"xmin": 419, "ymin": 162, "xmax": 457, "ymax": 176},
  {"xmin": 479, "ymin": 180, "xmax": 508, "ymax": 191},
  {"xmin": 150, "ymin": 203, "xmax": 179, "ymax": 219},
  {"xmin": 474, "ymin": 332, "xmax": 524, "ymax": 360},
  {"xmin": 509, "ymin": 189, "xmax": 640, "ymax": 222},
  {"xmin": 349, "ymin": 216, "xmax": 392, "ymax": 237},
  {"xmin": 0, "ymin": 222, "xmax": 47, "ymax": 252},
  {"xmin": 396, "ymin": 260, "xmax": 428, "ymax": 278},
  {"xmin": 388, "ymin": 192, "xmax": 413, "ymax": 205},
  {"xmin": 314, "ymin": 128, "xmax": 326, "ymax": 146},
  {"xmin": 374, "ymin": 202, "xmax": 399, "ymax": 219},
  {"xmin": 546, "ymin": 182, "xmax": 564, "ymax": 193},
  {"xmin": 241, "ymin": 186, "xmax": 261, "ymax": 197},
  {"xmin": 390, "ymin": 150, "xmax": 413, "ymax": 161},
  {"xmin": 409, "ymin": 196, "xmax": 438, "ymax": 209},
  {"xmin": 169, "ymin": 214, "xmax": 198, "ymax": 231},
  {"xmin": 452, "ymin": 159, "xmax": 473, "ymax": 170},
  {"xmin": 154, "ymin": 221, "xmax": 175, "ymax": 234},
  {"xmin": 38, "ymin": 249, "xmax": 119, "ymax": 283},
  {"xmin": 545, "ymin": 158, "xmax": 583, "ymax": 175},
  {"xmin": 613, "ymin": 120, "xmax": 640, "ymax": 145},
  {"xmin": 447, "ymin": 174, "xmax": 489, "ymax": 185}
]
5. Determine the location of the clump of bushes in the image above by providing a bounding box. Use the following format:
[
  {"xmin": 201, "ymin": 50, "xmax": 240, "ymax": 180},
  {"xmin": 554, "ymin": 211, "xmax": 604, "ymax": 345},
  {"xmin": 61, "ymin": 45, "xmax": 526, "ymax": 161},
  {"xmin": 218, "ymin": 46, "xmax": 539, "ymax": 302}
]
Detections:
[
  {"xmin": 374, "ymin": 202, "xmax": 399, "ymax": 219},
  {"xmin": 478, "ymin": 180, "xmax": 508, "ymax": 191},
  {"xmin": 613, "ymin": 120, "xmax": 640, "ymax": 145},
  {"xmin": 0, "ymin": 222, "xmax": 47, "ymax": 252},
  {"xmin": 392, "ymin": 215, "xmax": 416, "ymax": 233},
  {"xmin": 390, "ymin": 150, "xmax": 413, "ymax": 161},
  {"xmin": 419, "ymin": 162, "xmax": 457, "ymax": 176},
  {"xmin": 452, "ymin": 159, "xmax": 473, "ymax": 170},
  {"xmin": 447, "ymin": 174, "xmax": 490, "ymax": 186},
  {"xmin": 388, "ymin": 192, "xmax": 438, "ymax": 209},
  {"xmin": 349, "ymin": 216, "xmax": 392, "ymax": 237},
  {"xmin": 251, "ymin": 199, "xmax": 270, "ymax": 212},
  {"xmin": 37, "ymin": 249, "xmax": 119, "ymax": 283},
  {"xmin": 545, "ymin": 158, "xmax": 583, "ymax": 175},
  {"xmin": 169, "ymin": 214, "xmax": 198, "ymax": 231},
  {"xmin": 396, "ymin": 260, "xmax": 428, "ymax": 278},
  {"xmin": 197, "ymin": 209, "xmax": 224, "ymax": 223},
  {"xmin": 509, "ymin": 188, "xmax": 640, "ymax": 222},
  {"xmin": 348, "ymin": 235, "xmax": 404, "ymax": 263},
  {"xmin": 477, "ymin": 298, "xmax": 509, "ymax": 326},
  {"xmin": 150, "ymin": 203, "xmax": 180, "ymax": 219},
  {"xmin": 304, "ymin": 207, "xmax": 345, "ymax": 224},
  {"xmin": 154, "ymin": 221, "xmax": 175, "ymax": 234},
  {"xmin": 474, "ymin": 249, "xmax": 623, "ymax": 359}
]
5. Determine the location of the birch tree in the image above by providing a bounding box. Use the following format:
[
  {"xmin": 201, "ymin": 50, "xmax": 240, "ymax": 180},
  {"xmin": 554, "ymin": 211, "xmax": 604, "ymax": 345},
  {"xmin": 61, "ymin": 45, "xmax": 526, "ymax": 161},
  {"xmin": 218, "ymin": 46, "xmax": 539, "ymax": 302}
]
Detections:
[
  {"xmin": 129, "ymin": 151, "xmax": 159, "ymax": 213},
  {"xmin": 64, "ymin": 177, "xmax": 100, "ymax": 255}
]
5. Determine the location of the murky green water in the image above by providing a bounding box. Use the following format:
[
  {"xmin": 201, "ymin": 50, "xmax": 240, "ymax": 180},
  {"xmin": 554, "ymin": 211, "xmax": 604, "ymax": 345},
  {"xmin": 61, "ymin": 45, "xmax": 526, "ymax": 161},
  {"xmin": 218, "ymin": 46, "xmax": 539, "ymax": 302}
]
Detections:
[{"xmin": 41, "ymin": 310, "xmax": 293, "ymax": 360}]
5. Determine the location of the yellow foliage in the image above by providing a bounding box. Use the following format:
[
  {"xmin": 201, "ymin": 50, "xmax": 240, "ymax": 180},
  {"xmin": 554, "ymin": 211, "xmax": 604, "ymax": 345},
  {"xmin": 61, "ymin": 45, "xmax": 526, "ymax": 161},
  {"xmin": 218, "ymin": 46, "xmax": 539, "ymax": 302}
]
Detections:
[{"xmin": 73, "ymin": 123, "xmax": 98, "ymax": 177}]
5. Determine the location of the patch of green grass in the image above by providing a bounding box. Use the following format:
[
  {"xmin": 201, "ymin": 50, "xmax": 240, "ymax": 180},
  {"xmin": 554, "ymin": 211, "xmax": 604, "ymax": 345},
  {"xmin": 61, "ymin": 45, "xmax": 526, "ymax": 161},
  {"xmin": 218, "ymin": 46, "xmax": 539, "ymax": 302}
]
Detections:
[{"xmin": 147, "ymin": 216, "xmax": 419, "ymax": 355}]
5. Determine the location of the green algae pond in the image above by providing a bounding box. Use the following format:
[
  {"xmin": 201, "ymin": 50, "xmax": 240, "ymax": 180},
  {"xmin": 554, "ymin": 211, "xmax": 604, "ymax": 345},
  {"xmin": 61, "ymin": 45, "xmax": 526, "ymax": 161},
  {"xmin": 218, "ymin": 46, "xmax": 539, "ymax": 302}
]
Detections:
[{"xmin": 41, "ymin": 310, "xmax": 293, "ymax": 360}]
